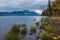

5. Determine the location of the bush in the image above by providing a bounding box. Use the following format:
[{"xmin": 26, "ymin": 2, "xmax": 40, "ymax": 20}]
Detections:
[
  {"xmin": 41, "ymin": 32, "xmax": 53, "ymax": 40},
  {"xmin": 21, "ymin": 27, "xmax": 27, "ymax": 35},
  {"xmin": 21, "ymin": 24, "xmax": 26, "ymax": 27},
  {"xmin": 40, "ymin": 23, "xmax": 57, "ymax": 34},
  {"xmin": 4, "ymin": 25, "xmax": 20, "ymax": 40},
  {"xmin": 46, "ymin": 26, "xmax": 57, "ymax": 34},
  {"xmin": 30, "ymin": 27, "xmax": 36, "ymax": 33},
  {"xmin": 39, "ymin": 24, "xmax": 45, "ymax": 29},
  {"xmin": 11, "ymin": 25, "xmax": 20, "ymax": 33}
]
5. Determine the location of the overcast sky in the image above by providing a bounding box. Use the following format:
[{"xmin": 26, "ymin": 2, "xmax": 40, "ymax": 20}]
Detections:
[{"xmin": 0, "ymin": 0, "xmax": 48, "ymax": 12}]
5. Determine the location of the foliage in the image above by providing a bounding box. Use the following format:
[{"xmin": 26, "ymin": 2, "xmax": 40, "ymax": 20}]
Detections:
[
  {"xmin": 46, "ymin": 26, "xmax": 57, "ymax": 34},
  {"xmin": 41, "ymin": 32, "xmax": 53, "ymax": 40},
  {"xmin": 42, "ymin": 0, "xmax": 60, "ymax": 16},
  {"xmin": 40, "ymin": 17, "xmax": 60, "ymax": 40},
  {"xmin": 4, "ymin": 25, "xmax": 20, "ymax": 40},
  {"xmin": 21, "ymin": 27, "xmax": 27, "ymax": 35},
  {"xmin": 11, "ymin": 25, "xmax": 20, "ymax": 33},
  {"xmin": 39, "ymin": 23, "xmax": 46, "ymax": 29},
  {"xmin": 21, "ymin": 24, "xmax": 26, "ymax": 27},
  {"xmin": 30, "ymin": 27, "xmax": 36, "ymax": 33},
  {"xmin": 40, "ymin": 24, "xmax": 57, "ymax": 34}
]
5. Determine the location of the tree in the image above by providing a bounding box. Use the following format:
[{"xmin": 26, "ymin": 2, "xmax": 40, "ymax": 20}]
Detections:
[{"xmin": 48, "ymin": 0, "xmax": 52, "ymax": 16}]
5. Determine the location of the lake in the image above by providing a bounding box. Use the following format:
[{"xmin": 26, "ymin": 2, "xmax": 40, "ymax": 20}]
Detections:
[{"xmin": 0, "ymin": 16, "xmax": 47, "ymax": 40}]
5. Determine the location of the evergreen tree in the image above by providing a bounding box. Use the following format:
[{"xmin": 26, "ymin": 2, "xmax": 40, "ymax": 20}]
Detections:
[{"xmin": 48, "ymin": 0, "xmax": 52, "ymax": 16}]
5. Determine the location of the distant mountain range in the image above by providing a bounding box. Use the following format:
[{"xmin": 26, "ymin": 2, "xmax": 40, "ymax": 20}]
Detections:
[{"xmin": 0, "ymin": 10, "xmax": 40, "ymax": 16}]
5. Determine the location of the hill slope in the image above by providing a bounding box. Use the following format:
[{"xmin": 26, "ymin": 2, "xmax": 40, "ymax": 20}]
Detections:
[
  {"xmin": 0, "ymin": 10, "xmax": 40, "ymax": 16},
  {"xmin": 42, "ymin": 0, "xmax": 60, "ymax": 16}
]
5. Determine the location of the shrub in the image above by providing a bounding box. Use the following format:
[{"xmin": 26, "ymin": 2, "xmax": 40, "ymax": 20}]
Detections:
[
  {"xmin": 21, "ymin": 27, "xmax": 27, "ymax": 35},
  {"xmin": 11, "ymin": 25, "xmax": 20, "ymax": 33},
  {"xmin": 4, "ymin": 25, "xmax": 20, "ymax": 40},
  {"xmin": 46, "ymin": 26, "xmax": 57, "ymax": 34},
  {"xmin": 41, "ymin": 32, "xmax": 53, "ymax": 40},
  {"xmin": 30, "ymin": 27, "xmax": 36, "ymax": 33}
]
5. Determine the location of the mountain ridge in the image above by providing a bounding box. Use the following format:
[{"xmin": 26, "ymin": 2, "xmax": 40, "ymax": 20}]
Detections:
[{"xmin": 0, "ymin": 10, "xmax": 40, "ymax": 16}]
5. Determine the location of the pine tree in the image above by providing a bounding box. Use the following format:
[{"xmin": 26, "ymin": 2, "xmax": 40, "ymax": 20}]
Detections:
[{"xmin": 48, "ymin": 0, "xmax": 52, "ymax": 16}]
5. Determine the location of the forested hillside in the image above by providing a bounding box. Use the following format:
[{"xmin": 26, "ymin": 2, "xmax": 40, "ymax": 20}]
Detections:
[{"xmin": 42, "ymin": 0, "xmax": 60, "ymax": 16}]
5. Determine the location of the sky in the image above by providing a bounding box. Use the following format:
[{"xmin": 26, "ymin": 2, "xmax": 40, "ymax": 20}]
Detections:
[{"xmin": 0, "ymin": 0, "xmax": 50, "ymax": 15}]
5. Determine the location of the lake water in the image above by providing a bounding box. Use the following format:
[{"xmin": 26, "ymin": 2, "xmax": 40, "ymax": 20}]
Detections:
[{"xmin": 0, "ymin": 16, "xmax": 47, "ymax": 40}]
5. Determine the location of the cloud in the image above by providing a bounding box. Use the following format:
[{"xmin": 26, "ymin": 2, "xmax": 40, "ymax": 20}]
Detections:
[
  {"xmin": 0, "ymin": 0, "xmax": 48, "ymax": 11},
  {"xmin": 33, "ymin": 10, "xmax": 43, "ymax": 15}
]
